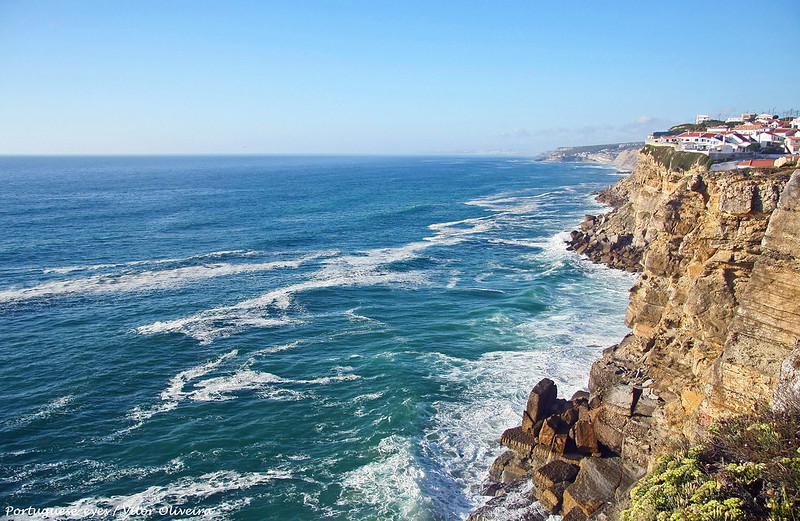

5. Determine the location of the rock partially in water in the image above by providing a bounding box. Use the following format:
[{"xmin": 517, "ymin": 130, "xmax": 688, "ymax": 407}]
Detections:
[{"xmin": 467, "ymin": 478, "xmax": 547, "ymax": 521}]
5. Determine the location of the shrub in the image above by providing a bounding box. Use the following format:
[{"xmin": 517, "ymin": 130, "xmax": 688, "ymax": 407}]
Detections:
[
  {"xmin": 642, "ymin": 146, "xmax": 712, "ymax": 171},
  {"xmin": 622, "ymin": 398, "xmax": 800, "ymax": 520}
]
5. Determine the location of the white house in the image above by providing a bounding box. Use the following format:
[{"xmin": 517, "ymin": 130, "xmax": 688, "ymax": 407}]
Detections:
[
  {"xmin": 733, "ymin": 123, "xmax": 767, "ymax": 136},
  {"xmin": 786, "ymin": 137, "xmax": 800, "ymax": 154},
  {"xmin": 695, "ymin": 114, "xmax": 710, "ymax": 125},
  {"xmin": 773, "ymin": 128, "xmax": 797, "ymax": 138},
  {"xmin": 791, "ymin": 117, "xmax": 800, "ymax": 129},
  {"xmin": 755, "ymin": 131, "xmax": 785, "ymax": 147},
  {"xmin": 677, "ymin": 131, "xmax": 717, "ymax": 151},
  {"xmin": 707, "ymin": 132, "xmax": 755, "ymax": 154}
]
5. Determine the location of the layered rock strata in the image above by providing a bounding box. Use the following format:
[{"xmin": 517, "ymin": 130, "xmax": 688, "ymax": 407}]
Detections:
[{"xmin": 469, "ymin": 151, "xmax": 800, "ymax": 519}]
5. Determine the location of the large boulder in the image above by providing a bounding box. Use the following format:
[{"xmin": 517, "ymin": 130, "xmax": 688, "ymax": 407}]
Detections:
[
  {"xmin": 562, "ymin": 457, "xmax": 625, "ymax": 516},
  {"xmin": 533, "ymin": 460, "xmax": 580, "ymax": 489},
  {"xmin": 572, "ymin": 419, "xmax": 600, "ymax": 456},
  {"xmin": 526, "ymin": 378, "xmax": 557, "ymax": 422},
  {"xmin": 500, "ymin": 426, "xmax": 537, "ymax": 456}
]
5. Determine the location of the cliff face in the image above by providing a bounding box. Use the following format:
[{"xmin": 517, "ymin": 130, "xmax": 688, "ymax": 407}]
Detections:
[
  {"xmin": 586, "ymin": 154, "xmax": 798, "ymax": 467},
  {"xmin": 470, "ymin": 152, "xmax": 800, "ymax": 520},
  {"xmin": 611, "ymin": 148, "xmax": 640, "ymax": 172},
  {"xmin": 536, "ymin": 142, "xmax": 643, "ymax": 166}
]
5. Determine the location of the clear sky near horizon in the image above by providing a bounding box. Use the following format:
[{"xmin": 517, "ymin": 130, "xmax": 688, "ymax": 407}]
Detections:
[{"xmin": 1, "ymin": 1, "xmax": 798, "ymax": 156}]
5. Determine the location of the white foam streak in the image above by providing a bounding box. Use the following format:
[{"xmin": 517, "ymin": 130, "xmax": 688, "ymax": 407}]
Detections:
[
  {"xmin": 5, "ymin": 395, "xmax": 75, "ymax": 428},
  {"xmin": 0, "ymin": 471, "xmax": 288, "ymax": 520},
  {"xmin": 186, "ymin": 370, "xmax": 287, "ymax": 402},
  {"xmin": 3, "ymin": 252, "xmax": 332, "ymax": 304},
  {"xmin": 251, "ymin": 341, "xmax": 302, "ymax": 356},
  {"xmin": 127, "ymin": 350, "xmax": 238, "ymax": 425},
  {"xmin": 41, "ymin": 250, "xmax": 261, "ymax": 274},
  {"xmin": 464, "ymin": 192, "xmax": 551, "ymax": 215},
  {"xmin": 427, "ymin": 217, "xmax": 495, "ymax": 239},
  {"xmin": 338, "ymin": 436, "xmax": 430, "ymax": 519},
  {"xmin": 125, "ymin": 349, "xmax": 361, "ymax": 432},
  {"xmin": 137, "ymin": 265, "xmax": 424, "ymax": 344}
]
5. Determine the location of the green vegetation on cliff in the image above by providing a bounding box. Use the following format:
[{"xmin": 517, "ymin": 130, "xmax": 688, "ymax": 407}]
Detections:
[
  {"xmin": 642, "ymin": 145, "xmax": 712, "ymax": 171},
  {"xmin": 669, "ymin": 121, "xmax": 728, "ymax": 133},
  {"xmin": 622, "ymin": 402, "xmax": 800, "ymax": 520}
]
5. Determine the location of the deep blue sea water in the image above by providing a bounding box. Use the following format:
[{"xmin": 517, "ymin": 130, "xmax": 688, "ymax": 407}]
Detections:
[{"xmin": 0, "ymin": 156, "xmax": 633, "ymax": 521}]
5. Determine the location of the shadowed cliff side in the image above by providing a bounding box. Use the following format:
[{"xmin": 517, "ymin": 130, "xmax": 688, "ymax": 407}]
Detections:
[{"xmin": 468, "ymin": 150, "xmax": 800, "ymax": 520}]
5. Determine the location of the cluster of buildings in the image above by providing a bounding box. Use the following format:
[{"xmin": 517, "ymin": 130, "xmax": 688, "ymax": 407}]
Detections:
[{"xmin": 646, "ymin": 113, "xmax": 800, "ymax": 168}]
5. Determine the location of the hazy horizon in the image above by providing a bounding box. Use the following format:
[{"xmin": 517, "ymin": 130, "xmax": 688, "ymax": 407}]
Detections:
[{"xmin": 1, "ymin": 1, "xmax": 798, "ymax": 156}]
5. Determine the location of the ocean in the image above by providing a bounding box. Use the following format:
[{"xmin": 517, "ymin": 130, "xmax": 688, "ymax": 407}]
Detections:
[{"xmin": 0, "ymin": 155, "xmax": 633, "ymax": 521}]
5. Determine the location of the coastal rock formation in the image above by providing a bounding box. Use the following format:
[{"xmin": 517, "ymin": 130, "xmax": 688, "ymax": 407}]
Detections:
[
  {"xmin": 611, "ymin": 147, "xmax": 640, "ymax": 172},
  {"xmin": 470, "ymin": 149, "xmax": 800, "ymax": 519},
  {"xmin": 536, "ymin": 142, "xmax": 643, "ymax": 166},
  {"xmin": 473, "ymin": 379, "xmax": 643, "ymax": 520},
  {"xmin": 566, "ymin": 215, "xmax": 642, "ymax": 272},
  {"xmin": 583, "ymin": 155, "xmax": 797, "ymax": 456}
]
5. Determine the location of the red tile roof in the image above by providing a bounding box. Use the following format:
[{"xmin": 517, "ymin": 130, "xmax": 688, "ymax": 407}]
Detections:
[{"xmin": 737, "ymin": 160, "xmax": 776, "ymax": 168}]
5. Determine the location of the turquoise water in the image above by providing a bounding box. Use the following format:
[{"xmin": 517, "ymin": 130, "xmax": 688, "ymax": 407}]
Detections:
[{"xmin": 0, "ymin": 156, "xmax": 633, "ymax": 520}]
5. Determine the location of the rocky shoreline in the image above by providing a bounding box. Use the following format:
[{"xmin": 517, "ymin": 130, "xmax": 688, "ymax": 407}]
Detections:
[
  {"xmin": 468, "ymin": 379, "xmax": 643, "ymax": 521},
  {"xmin": 467, "ymin": 149, "xmax": 800, "ymax": 520}
]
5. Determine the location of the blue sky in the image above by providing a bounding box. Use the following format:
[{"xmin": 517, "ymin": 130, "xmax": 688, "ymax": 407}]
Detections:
[{"xmin": 1, "ymin": 1, "xmax": 798, "ymax": 155}]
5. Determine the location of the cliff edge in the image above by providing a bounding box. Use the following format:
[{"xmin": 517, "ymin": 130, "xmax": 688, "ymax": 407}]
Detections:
[{"xmin": 469, "ymin": 150, "xmax": 800, "ymax": 520}]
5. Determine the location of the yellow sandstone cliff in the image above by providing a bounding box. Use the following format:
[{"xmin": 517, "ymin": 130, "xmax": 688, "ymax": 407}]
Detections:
[{"xmin": 470, "ymin": 150, "xmax": 800, "ymax": 520}]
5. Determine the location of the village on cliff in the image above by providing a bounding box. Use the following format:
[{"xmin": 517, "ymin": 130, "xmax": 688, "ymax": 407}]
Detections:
[
  {"xmin": 646, "ymin": 112, "xmax": 800, "ymax": 170},
  {"xmin": 470, "ymin": 115, "xmax": 800, "ymax": 520}
]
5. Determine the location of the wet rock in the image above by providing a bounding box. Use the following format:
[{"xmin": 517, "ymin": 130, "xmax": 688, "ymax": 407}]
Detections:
[
  {"xmin": 488, "ymin": 450, "xmax": 515, "ymax": 481},
  {"xmin": 467, "ymin": 478, "xmax": 548, "ymax": 521}
]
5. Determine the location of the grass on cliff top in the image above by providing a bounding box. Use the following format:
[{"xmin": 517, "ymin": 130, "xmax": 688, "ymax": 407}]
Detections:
[
  {"xmin": 643, "ymin": 145, "xmax": 712, "ymax": 172},
  {"xmin": 622, "ymin": 398, "xmax": 800, "ymax": 521},
  {"xmin": 669, "ymin": 121, "xmax": 728, "ymax": 132}
]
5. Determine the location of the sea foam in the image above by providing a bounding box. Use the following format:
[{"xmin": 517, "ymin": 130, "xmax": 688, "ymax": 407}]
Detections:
[
  {"xmin": 0, "ymin": 470, "xmax": 290, "ymax": 520},
  {"xmin": 41, "ymin": 250, "xmax": 261, "ymax": 274},
  {"xmin": 4, "ymin": 395, "xmax": 75, "ymax": 429},
  {"xmin": 135, "ymin": 203, "xmax": 517, "ymax": 344},
  {"xmin": 1, "ymin": 251, "xmax": 333, "ymax": 305}
]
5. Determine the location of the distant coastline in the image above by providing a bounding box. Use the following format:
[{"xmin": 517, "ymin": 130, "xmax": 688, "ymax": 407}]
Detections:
[{"xmin": 535, "ymin": 142, "xmax": 643, "ymax": 172}]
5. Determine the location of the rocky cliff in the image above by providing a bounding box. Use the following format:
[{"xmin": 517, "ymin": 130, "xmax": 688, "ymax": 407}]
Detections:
[
  {"xmin": 469, "ymin": 150, "xmax": 800, "ymax": 520},
  {"xmin": 536, "ymin": 142, "xmax": 643, "ymax": 168}
]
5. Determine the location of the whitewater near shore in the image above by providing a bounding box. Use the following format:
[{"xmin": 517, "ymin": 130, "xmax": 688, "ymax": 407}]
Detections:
[{"xmin": 0, "ymin": 156, "xmax": 633, "ymax": 520}]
